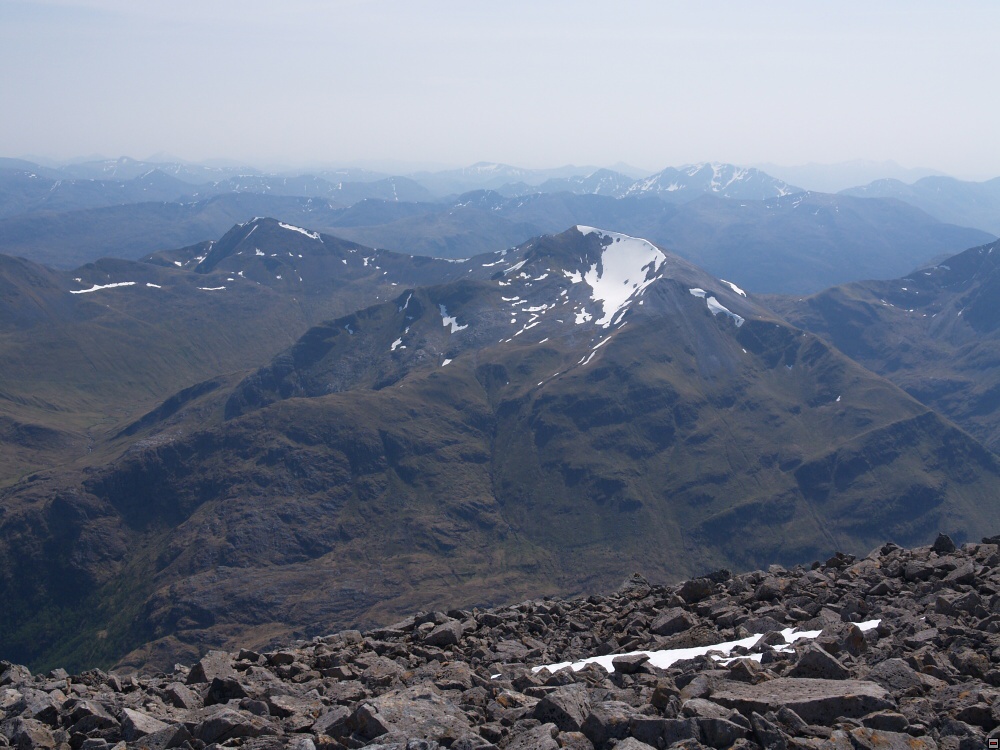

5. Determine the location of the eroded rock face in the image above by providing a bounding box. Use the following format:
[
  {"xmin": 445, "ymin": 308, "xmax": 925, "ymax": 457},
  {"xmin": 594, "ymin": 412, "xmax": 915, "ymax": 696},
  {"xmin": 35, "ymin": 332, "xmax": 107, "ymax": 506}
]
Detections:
[{"xmin": 3, "ymin": 538, "xmax": 1000, "ymax": 748}]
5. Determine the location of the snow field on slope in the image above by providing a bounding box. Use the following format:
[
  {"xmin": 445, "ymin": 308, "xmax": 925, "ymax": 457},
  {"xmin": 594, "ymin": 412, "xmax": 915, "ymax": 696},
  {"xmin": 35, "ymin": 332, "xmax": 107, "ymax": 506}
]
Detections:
[{"xmin": 576, "ymin": 226, "xmax": 666, "ymax": 327}]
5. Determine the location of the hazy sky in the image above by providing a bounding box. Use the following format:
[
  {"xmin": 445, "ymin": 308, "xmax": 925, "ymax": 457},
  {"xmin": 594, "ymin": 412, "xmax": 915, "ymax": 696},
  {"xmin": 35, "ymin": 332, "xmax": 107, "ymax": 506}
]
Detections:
[{"xmin": 3, "ymin": 0, "xmax": 999, "ymax": 176}]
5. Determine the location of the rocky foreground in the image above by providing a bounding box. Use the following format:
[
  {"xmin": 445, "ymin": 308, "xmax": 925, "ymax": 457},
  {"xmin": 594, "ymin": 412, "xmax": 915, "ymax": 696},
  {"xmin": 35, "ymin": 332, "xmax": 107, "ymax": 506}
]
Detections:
[{"xmin": 5, "ymin": 536, "xmax": 1000, "ymax": 750}]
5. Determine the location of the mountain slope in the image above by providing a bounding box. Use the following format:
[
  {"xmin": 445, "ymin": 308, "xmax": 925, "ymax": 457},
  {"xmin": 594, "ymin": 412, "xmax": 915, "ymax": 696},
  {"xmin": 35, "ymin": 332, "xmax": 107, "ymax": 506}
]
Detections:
[
  {"xmin": 4, "ymin": 227, "xmax": 1000, "ymax": 673},
  {"xmin": 767, "ymin": 238, "xmax": 1000, "ymax": 453},
  {"xmin": 0, "ymin": 220, "xmax": 471, "ymax": 487}
]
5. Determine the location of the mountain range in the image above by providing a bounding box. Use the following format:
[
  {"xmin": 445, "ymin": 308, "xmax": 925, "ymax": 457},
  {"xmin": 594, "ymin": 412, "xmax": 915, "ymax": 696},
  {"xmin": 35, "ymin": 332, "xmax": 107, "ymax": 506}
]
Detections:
[
  {"xmin": 0, "ymin": 185, "xmax": 989, "ymax": 295},
  {"xmin": 3, "ymin": 223, "xmax": 1000, "ymax": 675}
]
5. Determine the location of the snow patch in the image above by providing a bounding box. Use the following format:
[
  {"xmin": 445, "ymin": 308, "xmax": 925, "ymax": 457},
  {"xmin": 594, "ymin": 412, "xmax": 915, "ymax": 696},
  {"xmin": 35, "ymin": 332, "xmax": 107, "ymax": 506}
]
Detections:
[
  {"xmin": 706, "ymin": 297, "xmax": 744, "ymax": 326},
  {"xmin": 533, "ymin": 620, "xmax": 880, "ymax": 675},
  {"xmin": 198, "ymin": 286, "xmax": 226, "ymax": 291},
  {"xmin": 278, "ymin": 222, "xmax": 320, "ymax": 240},
  {"xmin": 70, "ymin": 281, "xmax": 136, "ymax": 294},
  {"xmin": 145, "ymin": 283, "xmax": 161, "ymax": 288},
  {"xmin": 575, "ymin": 227, "xmax": 666, "ymax": 328},
  {"xmin": 439, "ymin": 304, "xmax": 468, "ymax": 333},
  {"xmin": 720, "ymin": 279, "xmax": 747, "ymax": 297}
]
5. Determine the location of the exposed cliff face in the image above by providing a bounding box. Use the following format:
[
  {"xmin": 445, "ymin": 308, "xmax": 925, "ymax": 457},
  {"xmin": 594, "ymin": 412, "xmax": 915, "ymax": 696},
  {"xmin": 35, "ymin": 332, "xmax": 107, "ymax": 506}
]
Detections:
[{"xmin": 2, "ymin": 536, "xmax": 1000, "ymax": 749}]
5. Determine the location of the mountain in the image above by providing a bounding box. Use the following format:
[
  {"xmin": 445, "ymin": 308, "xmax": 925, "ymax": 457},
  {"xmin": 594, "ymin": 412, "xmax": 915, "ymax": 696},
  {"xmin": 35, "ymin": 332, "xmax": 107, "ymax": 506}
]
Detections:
[
  {"xmin": 0, "ymin": 168, "xmax": 195, "ymax": 218},
  {"xmin": 757, "ymin": 160, "xmax": 947, "ymax": 193},
  {"xmin": 840, "ymin": 175, "xmax": 1000, "ymax": 235},
  {"xmin": 534, "ymin": 169, "xmax": 637, "ymax": 198},
  {"xmin": 409, "ymin": 162, "xmax": 601, "ymax": 196},
  {"xmin": 766, "ymin": 238, "xmax": 1000, "ymax": 454},
  {"xmin": 0, "ymin": 195, "xmax": 345, "ymax": 268},
  {"xmin": 187, "ymin": 174, "xmax": 435, "ymax": 204},
  {"xmin": 0, "ymin": 219, "xmax": 471, "ymax": 487},
  {"xmin": 1, "ymin": 184, "xmax": 990, "ymax": 295},
  {"xmin": 4, "ymin": 226, "xmax": 1000, "ymax": 673},
  {"xmin": 56, "ymin": 156, "xmax": 257, "ymax": 184},
  {"xmin": 623, "ymin": 163, "xmax": 801, "ymax": 202}
]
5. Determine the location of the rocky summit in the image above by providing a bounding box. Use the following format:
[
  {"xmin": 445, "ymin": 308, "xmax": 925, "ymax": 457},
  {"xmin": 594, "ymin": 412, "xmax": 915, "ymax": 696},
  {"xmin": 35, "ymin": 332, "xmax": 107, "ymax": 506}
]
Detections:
[{"xmin": 4, "ymin": 536, "xmax": 1000, "ymax": 749}]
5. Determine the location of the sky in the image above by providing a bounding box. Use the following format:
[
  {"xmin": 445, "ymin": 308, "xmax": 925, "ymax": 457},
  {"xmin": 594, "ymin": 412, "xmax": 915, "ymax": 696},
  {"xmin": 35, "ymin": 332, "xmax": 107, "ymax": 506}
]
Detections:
[{"xmin": 2, "ymin": 0, "xmax": 999, "ymax": 178}]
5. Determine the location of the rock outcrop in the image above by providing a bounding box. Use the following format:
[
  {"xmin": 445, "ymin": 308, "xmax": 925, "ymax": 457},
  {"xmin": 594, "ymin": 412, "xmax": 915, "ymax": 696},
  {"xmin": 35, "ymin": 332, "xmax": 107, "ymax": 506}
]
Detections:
[{"xmin": 4, "ymin": 535, "xmax": 1000, "ymax": 748}]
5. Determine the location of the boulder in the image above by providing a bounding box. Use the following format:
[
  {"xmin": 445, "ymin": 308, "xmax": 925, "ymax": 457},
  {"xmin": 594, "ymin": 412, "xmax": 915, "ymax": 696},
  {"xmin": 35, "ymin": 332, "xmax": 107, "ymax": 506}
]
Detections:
[
  {"xmin": 424, "ymin": 620, "xmax": 464, "ymax": 648},
  {"xmin": 186, "ymin": 650, "xmax": 237, "ymax": 685},
  {"xmin": 532, "ymin": 683, "xmax": 591, "ymax": 732},
  {"xmin": 192, "ymin": 707, "xmax": 265, "ymax": 743},
  {"xmin": 580, "ymin": 701, "xmax": 636, "ymax": 747},
  {"xmin": 363, "ymin": 684, "xmax": 474, "ymax": 743},
  {"xmin": 504, "ymin": 722, "xmax": 559, "ymax": 750},
  {"xmin": 864, "ymin": 658, "xmax": 946, "ymax": 695},
  {"xmin": 119, "ymin": 708, "xmax": 170, "ymax": 742},
  {"xmin": 711, "ymin": 678, "xmax": 895, "ymax": 724},
  {"xmin": 787, "ymin": 644, "xmax": 851, "ymax": 680},
  {"xmin": 651, "ymin": 608, "xmax": 697, "ymax": 636}
]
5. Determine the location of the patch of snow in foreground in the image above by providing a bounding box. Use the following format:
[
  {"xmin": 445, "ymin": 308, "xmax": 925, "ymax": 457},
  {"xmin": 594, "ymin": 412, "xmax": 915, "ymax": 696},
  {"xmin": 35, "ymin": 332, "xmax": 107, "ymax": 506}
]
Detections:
[
  {"xmin": 576, "ymin": 226, "xmax": 666, "ymax": 327},
  {"xmin": 197, "ymin": 286, "xmax": 226, "ymax": 291},
  {"xmin": 146, "ymin": 283, "xmax": 161, "ymax": 288},
  {"xmin": 533, "ymin": 620, "xmax": 880, "ymax": 675},
  {"xmin": 441, "ymin": 359, "xmax": 452, "ymax": 366},
  {"xmin": 278, "ymin": 222, "xmax": 320, "ymax": 240},
  {"xmin": 439, "ymin": 304, "xmax": 469, "ymax": 333},
  {"xmin": 70, "ymin": 281, "xmax": 136, "ymax": 294}
]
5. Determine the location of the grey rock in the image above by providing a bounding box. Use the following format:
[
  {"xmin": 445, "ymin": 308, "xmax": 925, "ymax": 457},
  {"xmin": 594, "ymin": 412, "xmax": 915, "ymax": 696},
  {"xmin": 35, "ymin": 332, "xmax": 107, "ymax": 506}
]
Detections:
[
  {"xmin": 787, "ymin": 643, "xmax": 852, "ymax": 680},
  {"xmin": 864, "ymin": 658, "xmax": 947, "ymax": 694},
  {"xmin": 4, "ymin": 718, "xmax": 55, "ymax": 750},
  {"xmin": 163, "ymin": 682, "xmax": 200, "ymax": 709},
  {"xmin": 204, "ymin": 675, "xmax": 248, "ymax": 705},
  {"xmin": 698, "ymin": 716, "xmax": 748, "ymax": 748},
  {"xmin": 678, "ymin": 578, "xmax": 716, "ymax": 604},
  {"xmin": 613, "ymin": 739, "xmax": 657, "ymax": 750},
  {"xmin": 611, "ymin": 653, "xmax": 650, "ymax": 674},
  {"xmin": 365, "ymin": 684, "xmax": 473, "ymax": 743},
  {"xmin": 532, "ymin": 684, "xmax": 591, "ymax": 732},
  {"xmin": 750, "ymin": 711, "xmax": 788, "ymax": 750},
  {"xmin": 128, "ymin": 723, "xmax": 192, "ymax": 750},
  {"xmin": 933, "ymin": 534, "xmax": 956, "ymax": 554},
  {"xmin": 119, "ymin": 708, "xmax": 170, "ymax": 742},
  {"xmin": 424, "ymin": 620, "xmax": 464, "ymax": 648},
  {"xmin": 504, "ymin": 722, "xmax": 559, "ymax": 750},
  {"xmin": 711, "ymin": 678, "xmax": 895, "ymax": 724},
  {"xmin": 192, "ymin": 707, "xmax": 264, "ymax": 743},
  {"xmin": 580, "ymin": 700, "xmax": 636, "ymax": 747},
  {"xmin": 846, "ymin": 727, "xmax": 938, "ymax": 749},
  {"xmin": 651, "ymin": 608, "xmax": 697, "ymax": 636},
  {"xmin": 186, "ymin": 650, "xmax": 236, "ymax": 685},
  {"xmin": 313, "ymin": 705, "xmax": 351, "ymax": 737},
  {"xmin": 860, "ymin": 711, "xmax": 909, "ymax": 732}
]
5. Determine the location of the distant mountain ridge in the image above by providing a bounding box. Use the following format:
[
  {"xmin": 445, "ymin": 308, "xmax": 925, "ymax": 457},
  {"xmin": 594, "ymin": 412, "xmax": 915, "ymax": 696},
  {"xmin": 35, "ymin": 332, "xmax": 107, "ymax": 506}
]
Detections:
[{"xmin": 841, "ymin": 175, "xmax": 1000, "ymax": 235}]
